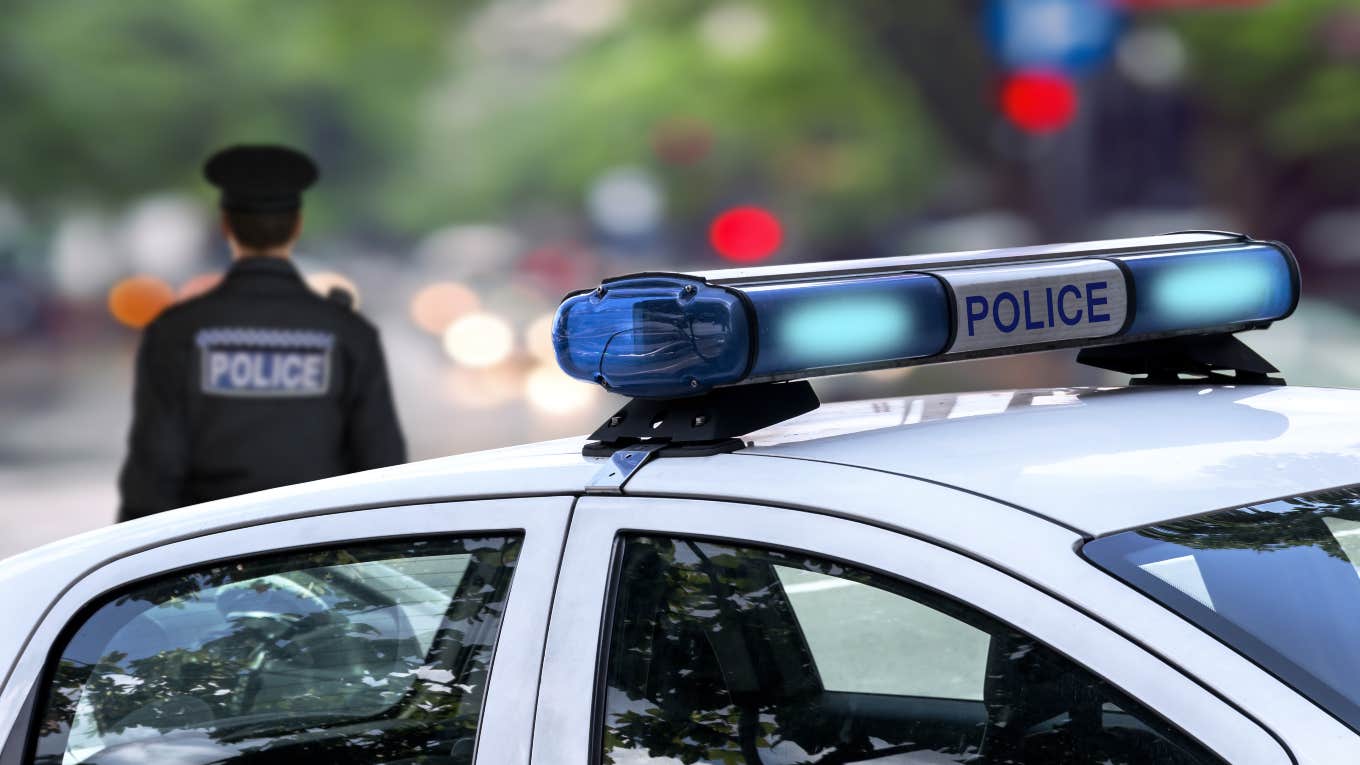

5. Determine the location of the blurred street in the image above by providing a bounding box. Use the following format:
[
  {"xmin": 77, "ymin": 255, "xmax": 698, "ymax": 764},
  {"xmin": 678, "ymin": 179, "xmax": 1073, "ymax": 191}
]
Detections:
[{"xmin": 5, "ymin": 0, "xmax": 1360, "ymax": 557}]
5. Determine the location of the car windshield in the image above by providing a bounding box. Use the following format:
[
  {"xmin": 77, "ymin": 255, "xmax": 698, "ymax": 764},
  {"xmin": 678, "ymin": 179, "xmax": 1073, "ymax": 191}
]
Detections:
[{"xmin": 1083, "ymin": 484, "xmax": 1360, "ymax": 733}]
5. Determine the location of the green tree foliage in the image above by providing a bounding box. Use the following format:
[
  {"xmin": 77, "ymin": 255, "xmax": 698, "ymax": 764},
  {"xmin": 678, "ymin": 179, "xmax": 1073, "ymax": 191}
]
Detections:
[
  {"xmin": 1176, "ymin": 0, "xmax": 1360, "ymax": 228},
  {"xmin": 318, "ymin": 1, "xmax": 942, "ymax": 242},
  {"xmin": 0, "ymin": 0, "xmax": 469, "ymax": 234},
  {"xmin": 2, "ymin": 0, "xmax": 940, "ymax": 246}
]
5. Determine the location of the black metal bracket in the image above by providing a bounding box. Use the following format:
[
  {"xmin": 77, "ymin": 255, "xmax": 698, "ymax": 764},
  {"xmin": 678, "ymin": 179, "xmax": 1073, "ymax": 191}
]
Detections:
[
  {"xmin": 1077, "ymin": 333, "xmax": 1285, "ymax": 386},
  {"xmin": 582, "ymin": 380, "xmax": 821, "ymax": 457}
]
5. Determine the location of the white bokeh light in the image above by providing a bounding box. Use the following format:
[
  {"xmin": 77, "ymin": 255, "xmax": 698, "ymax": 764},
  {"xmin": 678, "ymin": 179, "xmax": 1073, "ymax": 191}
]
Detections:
[
  {"xmin": 587, "ymin": 167, "xmax": 663, "ymax": 238},
  {"xmin": 525, "ymin": 363, "xmax": 598, "ymax": 415},
  {"xmin": 410, "ymin": 281, "xmax": 481, "ymax": 335},
  {"xmin": 443, "ymin": 312, "xmax": 515, "ymax": 368},
  {"xmin": 121, "ymin": 195, "xmax": 207, "ymax": 280},
  {"xmin": 414, "ymin": 224, "xmax": 522, "ymax": 281},
  {"xmin": 1116, "ymin": 26, "xmax": 1187, "ymax": 90},
  {"xmin": 52, "ymin": 213, "xmax": 122, "ymax": 299},
  {"xmin": 524, "ymin": 312, "xmax": 558, "ymax": 363},
  {"xmin": 699, "ymin": 4, "xmax": 770, "ymax": 58}
]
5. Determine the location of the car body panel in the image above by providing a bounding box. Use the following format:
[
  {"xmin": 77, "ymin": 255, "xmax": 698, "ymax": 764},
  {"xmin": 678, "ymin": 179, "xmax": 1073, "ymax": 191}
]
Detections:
[
  {"xmin": 624, "ymin": 453, "xmax": 1359, "ymax": 761},
  {"xmin": 0, "ymin": 497, "xmax": 573, "ymax": 765},
  {"xmin": 5, "ymin": 385, "xmax": 1360, "ymax": 762},
  {"xmin": 0, "ymin": 443, "xmax": 593, "ymax": 690},
  {"xmin": 744, "ymin": 385, "xmax": 1360, "ymax": 535},
  {"xmin": 532, "ymin": 495, "xmax": 1289, "ymax": 764}
]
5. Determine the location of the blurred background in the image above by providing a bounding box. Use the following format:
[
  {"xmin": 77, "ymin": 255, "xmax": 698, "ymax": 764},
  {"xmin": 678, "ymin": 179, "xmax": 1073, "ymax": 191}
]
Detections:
[{"xmin": 3, "ymin": 0, "xmax": 1360, "ymax": 556}]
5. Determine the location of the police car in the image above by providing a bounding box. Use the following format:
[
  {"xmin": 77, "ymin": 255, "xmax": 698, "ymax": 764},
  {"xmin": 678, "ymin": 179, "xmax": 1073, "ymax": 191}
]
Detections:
[{"xmin": 2, "ymin": 231, "xmax": 1359, "ymax": 765}]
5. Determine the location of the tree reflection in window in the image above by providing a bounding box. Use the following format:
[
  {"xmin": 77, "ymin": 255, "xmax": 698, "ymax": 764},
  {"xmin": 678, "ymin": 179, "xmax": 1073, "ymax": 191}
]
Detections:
[
  {"xmin": 1085, "ymin": 485, "xmax": 1360, "ymax": 737},
  {"xmin": 35, "ymin": 535, "xmax": 519, "ymax": 765},
  {"xmin": 601, "ymin": 535, "xmax": 1221, "ymax": 765}
]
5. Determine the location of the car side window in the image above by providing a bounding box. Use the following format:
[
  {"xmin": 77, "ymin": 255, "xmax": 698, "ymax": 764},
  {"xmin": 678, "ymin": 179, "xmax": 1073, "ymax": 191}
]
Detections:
[
  {"xmin": 600, "ymin": 535, "xmax": 1222, "ymax": 765},
  {"xmin": 32, "ymin": 535, "xmax": 520, "ymax": 765}
]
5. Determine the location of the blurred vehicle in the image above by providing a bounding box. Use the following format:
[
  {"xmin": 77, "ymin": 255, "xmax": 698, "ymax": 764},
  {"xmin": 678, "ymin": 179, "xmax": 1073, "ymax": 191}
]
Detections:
[{"xmin": 1, "ymin": 233, "xmax": 1359, "ymax": 764}]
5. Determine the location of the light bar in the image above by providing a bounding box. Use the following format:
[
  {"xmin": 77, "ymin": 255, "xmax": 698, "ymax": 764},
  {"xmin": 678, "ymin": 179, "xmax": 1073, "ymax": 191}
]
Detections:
[{"xmin": 553, "ymin": 232, "xmax": 1299, "ymax": 398}]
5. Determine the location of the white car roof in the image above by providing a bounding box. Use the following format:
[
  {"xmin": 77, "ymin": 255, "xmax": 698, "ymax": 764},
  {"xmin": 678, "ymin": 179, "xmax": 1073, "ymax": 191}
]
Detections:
[
  {"xmin": 8, "ymin": 385, "xmax": 1358, "ymax": 583},
  {"xmin": 744, "ymin": 384, "xmax": 1360, "ymax": 535}
]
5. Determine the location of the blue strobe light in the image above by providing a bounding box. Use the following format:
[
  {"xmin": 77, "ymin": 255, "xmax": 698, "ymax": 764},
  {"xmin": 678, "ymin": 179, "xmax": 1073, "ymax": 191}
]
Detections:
[
  {"xmin": 552, "ymin": 276, "xmax": 752, "ymax": 398},
  {"xmin": 553, "ymin": 233, "xmax": 1299, "ymax": 398}
]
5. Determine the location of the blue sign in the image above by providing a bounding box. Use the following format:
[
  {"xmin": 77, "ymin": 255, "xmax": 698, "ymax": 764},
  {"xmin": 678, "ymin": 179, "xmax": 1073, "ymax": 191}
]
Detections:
[{"xmin": 985, "ymin": 0, "xmax": 1123, "ymax": 73}]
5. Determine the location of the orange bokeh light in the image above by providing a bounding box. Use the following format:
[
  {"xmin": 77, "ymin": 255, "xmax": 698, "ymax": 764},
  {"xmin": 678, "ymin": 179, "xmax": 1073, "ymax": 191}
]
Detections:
[
  {"xmin": 177, "ymin": 272, "xmax": 223, "ymax": 301},
  {"xmin": 410, "ymin": 281, "xmax": 481, "ymax": 335},
  {"xmin": 305, "ymin": 271, "xmax": 362, "ymax": 309},
  {"xmin": 108, "ymin": 275, "xmax": 176, "ymax": 329}
]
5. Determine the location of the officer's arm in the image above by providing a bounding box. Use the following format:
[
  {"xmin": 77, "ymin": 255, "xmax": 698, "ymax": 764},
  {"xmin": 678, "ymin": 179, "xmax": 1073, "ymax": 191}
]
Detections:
[
  {"xmin": 117, "ymin": 322, "xmax": 190, "ymax": 521},
  {"xmin": 345, "ymin": 328, "xmax": 407, "ymax": 471}
]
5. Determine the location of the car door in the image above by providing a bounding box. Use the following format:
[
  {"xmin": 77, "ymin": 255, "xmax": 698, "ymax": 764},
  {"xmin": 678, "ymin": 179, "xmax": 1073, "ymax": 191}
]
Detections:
[
  {"xmin": 0, "ymin": 496, "xmax": 570, "ymax": 765},
  {"xmin": 532, "ymin": 495, "xmax": 1289, "ymax": 764}
]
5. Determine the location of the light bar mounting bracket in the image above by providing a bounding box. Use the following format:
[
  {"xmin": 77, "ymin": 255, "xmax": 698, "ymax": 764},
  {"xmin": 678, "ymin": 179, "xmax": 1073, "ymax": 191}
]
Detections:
[
  {"xmin": 1077, "ymin": 333, "xmax": 1285, "ymax": 386},
  {"xmin": 583, "ymin": 381, "xmax": 821, "ymax": 458}
]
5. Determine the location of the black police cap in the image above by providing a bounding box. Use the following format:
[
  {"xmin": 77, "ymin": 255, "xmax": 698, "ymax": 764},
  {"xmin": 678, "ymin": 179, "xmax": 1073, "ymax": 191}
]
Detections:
[{"xmin": 203, "ymin": 145, "xmax": 319, "ymax": 213}]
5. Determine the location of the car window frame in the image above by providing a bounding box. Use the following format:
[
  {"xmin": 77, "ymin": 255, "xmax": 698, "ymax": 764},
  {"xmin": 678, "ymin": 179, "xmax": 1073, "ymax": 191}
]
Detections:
[
  {"xmin": 3, "ymin": 497, "xmax": 572, "ymax": 765},
  {"xmin": 531, "ymin": 495, "xmax": 1290, "ymax": 765}
]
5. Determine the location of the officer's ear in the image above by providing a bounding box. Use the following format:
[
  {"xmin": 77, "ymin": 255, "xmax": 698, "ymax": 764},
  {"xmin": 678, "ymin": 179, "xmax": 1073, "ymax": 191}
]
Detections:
[
  {"xmin": 289, "ymin": 213, "xmax": 303, "ymax": 244},
  {"xmin": 220, "ymin": 212, "xmax": 239, "ymax": 248}
]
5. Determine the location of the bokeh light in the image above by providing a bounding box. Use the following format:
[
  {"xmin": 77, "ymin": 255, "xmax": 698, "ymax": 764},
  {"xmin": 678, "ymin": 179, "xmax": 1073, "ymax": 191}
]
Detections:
[
  {"xmin": 519, "ymin": 243, "xmax": 594, "ymax": 295},
  {"xmin": 699, "ymin": 3, "xmax": 771, "ymax": 58},
  {"xmin": 122, "ymin": 196, "xmax": 206, "ymax": 279},
  {"xmin": 442, "ymin": 312, "xmax": 515, "ymax": 368},
  {"xmin": 442, "ymin": 367, "xmax": 522, "ymax": 409},
  {"xmin": 710, "ymin": 206, "xmax": 783, "ymax": 263},
  {"xmin": 410, "ymin": 281, "xmax": 481, "ymax": 335},
  {"xmin": 177, "ymin": 273, "xmax": 222, "ymax": 301},
  {"xmin": 53, "ymin": 214, "xmax": 121, "ymax": 299},
  {"xmin": 305, "ymin": 271, "xmax": 362, "ymax": 309},
  {"xmin": 588, "ymin": 167, "xmax": 663, "ymax": 238},
  {"xmin": 1001, "ymin": 71, "xmax": 1078, "ymax": 134},
  {"xmin": 525, "ymin": 363, "xmax": 599, "ymax": 415},
  {"xmin": 108, "ymin": 275, "xmax": 175, "ymax": 329},
  {"xmin": 525, "ymin": 312, "xmax": 559, "ymax": 364},
  {"xmin": 414, "ymin": 225, "xmax": 521, "ymax": 281},
  {"xmin": 651, "ymin": 117, "xmax": 714, "ymax": 165},
  {"xmin": 1115, "ymin": 26, "xmax": 1186, "ymax": 89}
]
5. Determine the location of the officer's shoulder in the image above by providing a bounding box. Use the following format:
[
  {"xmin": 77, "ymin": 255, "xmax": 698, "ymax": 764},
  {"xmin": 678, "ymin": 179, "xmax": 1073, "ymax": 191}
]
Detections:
[
  {"xmin": 141, "ymin": 290, "xmax": 218, "ymax": 336},
  {"xmin": 306, "ymin": 288, "xmax": 381, "ymax": 337}
]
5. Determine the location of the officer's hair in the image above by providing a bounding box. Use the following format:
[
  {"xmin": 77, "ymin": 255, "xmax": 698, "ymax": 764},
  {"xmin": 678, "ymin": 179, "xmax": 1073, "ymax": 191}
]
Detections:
[{"xmin": 224, "ymin": 210, "xmax": 300, "ymax": 250}]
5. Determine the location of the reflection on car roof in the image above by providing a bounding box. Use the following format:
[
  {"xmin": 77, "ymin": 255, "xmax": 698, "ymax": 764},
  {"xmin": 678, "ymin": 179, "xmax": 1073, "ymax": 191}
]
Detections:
[{"xmin": 746, "ymin": 385, "xmax": 1360, "ymax": 535}]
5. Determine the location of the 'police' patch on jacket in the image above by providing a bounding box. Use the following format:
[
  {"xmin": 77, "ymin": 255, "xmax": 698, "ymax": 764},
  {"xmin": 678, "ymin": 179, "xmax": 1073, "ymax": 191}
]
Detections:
[{"xmin": 196, "ymin": 327, "xmax": 334, "ymax": 397}]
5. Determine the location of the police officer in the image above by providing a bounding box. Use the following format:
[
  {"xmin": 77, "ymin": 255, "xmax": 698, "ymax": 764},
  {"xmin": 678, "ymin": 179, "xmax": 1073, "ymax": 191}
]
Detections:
[{"xmin": 117, "ymin": 145, "xmax": 406, "ymax": 521}]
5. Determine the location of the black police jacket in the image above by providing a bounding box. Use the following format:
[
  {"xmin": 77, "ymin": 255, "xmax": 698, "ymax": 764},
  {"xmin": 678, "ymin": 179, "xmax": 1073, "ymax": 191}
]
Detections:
[{"xmin": 118, "ymin": 256, "xmax": 406, "ymax": 521}]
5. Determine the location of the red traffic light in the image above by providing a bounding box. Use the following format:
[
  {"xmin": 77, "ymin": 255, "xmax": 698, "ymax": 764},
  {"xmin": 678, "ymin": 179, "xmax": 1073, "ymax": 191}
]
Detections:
[
  {"xmin": 1001, "ymin": 71, "xmax": 1078, "ymax": 134},
  {"xmin": 710, "ymin": 206, "xmax": 782, "ymax": 263}
]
